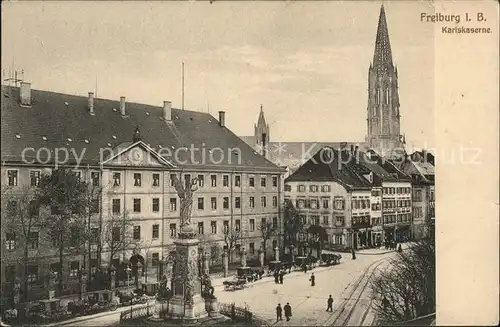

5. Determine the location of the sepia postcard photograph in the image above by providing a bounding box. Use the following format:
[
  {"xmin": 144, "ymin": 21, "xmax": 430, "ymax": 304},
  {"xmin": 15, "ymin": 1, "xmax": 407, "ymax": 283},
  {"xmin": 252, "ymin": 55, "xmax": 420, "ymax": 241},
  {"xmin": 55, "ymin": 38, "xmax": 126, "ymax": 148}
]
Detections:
[{"xmin": 1, "ymin": 0, "xmax": 498, "ymax": 326}]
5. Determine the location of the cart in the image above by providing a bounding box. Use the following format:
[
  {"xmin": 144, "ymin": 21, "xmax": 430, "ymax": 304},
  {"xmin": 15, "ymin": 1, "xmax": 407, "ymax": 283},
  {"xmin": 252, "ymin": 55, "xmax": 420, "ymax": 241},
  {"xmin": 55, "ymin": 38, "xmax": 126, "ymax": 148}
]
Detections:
[
  {"xmin": 223, "ymin": 277, "xmax": 247, "ymax": 291},
  {"xmin": 321, "ymin": 250, "xmax": 342, "ymax": 265},
  {"xmin": 26, "ymin": 298, "xmax": 69, "ymax": 323},
  {"xmin": 84, "ymin": 290, "xmax": 118, "ymax": 314}
]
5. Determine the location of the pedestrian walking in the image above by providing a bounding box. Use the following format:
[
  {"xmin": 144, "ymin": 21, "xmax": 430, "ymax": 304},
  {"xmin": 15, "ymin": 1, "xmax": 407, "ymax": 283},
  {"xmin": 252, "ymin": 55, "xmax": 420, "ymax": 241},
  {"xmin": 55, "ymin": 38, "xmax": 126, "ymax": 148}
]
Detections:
[
  {"xmin": 276, "ymin": 303, "xmax": 283, "ymax": 322},
  {"xmin": 397, "ymin": 244, "xmax": 402, "ymax": 252},
  {"xmin": 309, "ymin": 273, "xmax": 315, "ymax": 287},
  {"xmin": 351, "ymin": 249, "xmax": 356, "ymax": 260},
  {"xmin": 279, "ymin": 270, "xmax": 284, "ymax": 284},
  {"xmin": 326, "ymin": 295, "xmax": 334, "ymax": 312},
  {"xmin": 274, "ymin": 271, "xmax": 279, "ymax": 284},
  {"xmin": 284, "ymin": 302, "xmax": 292, "ymax": 321}
]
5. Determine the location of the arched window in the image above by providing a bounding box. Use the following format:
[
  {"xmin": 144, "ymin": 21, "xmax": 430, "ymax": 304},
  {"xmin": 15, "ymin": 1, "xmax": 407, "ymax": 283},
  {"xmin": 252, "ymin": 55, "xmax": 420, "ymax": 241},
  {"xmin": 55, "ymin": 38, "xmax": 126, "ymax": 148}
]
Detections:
[{"xmin": 386, "ymin": 88, "xmax": 389, "ymax": 105}]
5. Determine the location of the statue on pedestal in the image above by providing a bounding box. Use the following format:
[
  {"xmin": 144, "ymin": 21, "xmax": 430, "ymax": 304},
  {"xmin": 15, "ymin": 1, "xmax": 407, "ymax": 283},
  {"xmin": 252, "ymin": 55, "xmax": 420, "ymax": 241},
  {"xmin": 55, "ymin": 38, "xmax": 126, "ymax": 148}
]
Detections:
[
  {"xmin": 171, "ymin": 174, "xmax": 199, "ymax": 238},
  {"xmin": 240, "ymin": 247, "xmax": 247, "ymax": 267}
]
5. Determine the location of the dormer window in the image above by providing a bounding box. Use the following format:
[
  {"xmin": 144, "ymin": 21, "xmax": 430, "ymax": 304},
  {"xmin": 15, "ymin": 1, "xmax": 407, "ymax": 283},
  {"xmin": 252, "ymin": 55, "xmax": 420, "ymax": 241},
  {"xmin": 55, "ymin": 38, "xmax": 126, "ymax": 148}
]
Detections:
[
  {"xmin": 15, "ymin": 134, "xmax": 21, "ymax": 139},
  {"xmin": 67, "ymin": 138, "xmax": 73, "ymax": 142},
  {"xmin": 42, "ymin": 136, "xmax": 47, "ymax": 141}
]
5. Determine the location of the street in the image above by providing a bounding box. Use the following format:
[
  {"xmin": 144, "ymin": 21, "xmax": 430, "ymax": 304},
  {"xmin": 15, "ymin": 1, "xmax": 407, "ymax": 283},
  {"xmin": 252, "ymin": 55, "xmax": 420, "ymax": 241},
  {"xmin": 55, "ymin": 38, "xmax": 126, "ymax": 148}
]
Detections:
[{"xmin": 58, "ymin": 251, "xmax": 395, "ymax": 326}]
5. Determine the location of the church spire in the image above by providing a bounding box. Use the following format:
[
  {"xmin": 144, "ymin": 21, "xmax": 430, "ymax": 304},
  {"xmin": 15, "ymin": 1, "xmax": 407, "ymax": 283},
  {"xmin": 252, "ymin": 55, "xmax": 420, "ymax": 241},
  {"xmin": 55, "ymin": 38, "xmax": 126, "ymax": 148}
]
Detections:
[
  {"xmin": 373, "ymin": 5, "xmax": 393, "ymax": 71},
  {"xmin": 257, "ymin": 104, "xmax": 267, "ymax": 127}
]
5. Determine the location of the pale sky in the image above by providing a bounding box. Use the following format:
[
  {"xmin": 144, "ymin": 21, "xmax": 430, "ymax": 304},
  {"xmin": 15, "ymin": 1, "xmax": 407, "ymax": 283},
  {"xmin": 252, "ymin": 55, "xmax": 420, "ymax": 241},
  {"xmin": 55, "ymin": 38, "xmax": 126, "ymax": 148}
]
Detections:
[{"xmin": 2, "ymin": 0, "xmax": 435, "ymax": 149}]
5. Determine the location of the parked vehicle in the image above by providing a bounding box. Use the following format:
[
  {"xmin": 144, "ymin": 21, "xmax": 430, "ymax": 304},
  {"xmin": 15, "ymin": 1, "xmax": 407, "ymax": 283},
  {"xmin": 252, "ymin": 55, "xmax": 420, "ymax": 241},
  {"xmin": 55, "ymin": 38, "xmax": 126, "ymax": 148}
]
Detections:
[
  {"xmin": 223, "ymin": 277, "xmax": 247, "ymax": 291},
  {"xmin": 84, "ymin": 290, "xmax": 119, "ymax": 314},
  {"xmin": 117, "ymin": 290, "xmax": 149, "ymax": 306}
]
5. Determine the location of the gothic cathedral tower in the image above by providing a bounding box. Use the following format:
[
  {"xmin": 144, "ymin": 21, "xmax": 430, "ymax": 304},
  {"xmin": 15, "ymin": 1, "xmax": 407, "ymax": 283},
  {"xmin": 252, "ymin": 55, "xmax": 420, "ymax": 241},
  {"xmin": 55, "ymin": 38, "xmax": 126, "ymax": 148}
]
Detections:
[
  {"xmin": 366, "ymin": 6, "xmax": 405, "ymax": 157},
  {"xmin": 255, "ymin": 105, "xmax": 270, "ymax": 157}
]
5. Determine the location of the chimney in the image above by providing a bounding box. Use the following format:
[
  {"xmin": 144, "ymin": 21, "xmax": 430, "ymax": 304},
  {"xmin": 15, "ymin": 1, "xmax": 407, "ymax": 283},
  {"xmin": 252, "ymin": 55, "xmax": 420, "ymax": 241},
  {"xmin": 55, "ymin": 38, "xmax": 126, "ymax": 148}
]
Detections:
[
  {"xmin": 262, "ymin": 133, "xmax": 267, "ymax": 158},
  {"xmin": 218, "ymin": 111, "xmax": 225, "ymax": 127},
  {"xmin": 350, "ymin": 144, "xmax": 354, "ymax": 155},
  {"xmin": 163, "ymin": 101, "xmax": 172, "ymax": 121},
  {"xmin": 88, "ymin": 92, "xmax": 95, "ymax": 115},
  {"xmin": 20, "ymin": 82, "xmax": 31, "ymax": 106},
  {"xmin": 120, "ymin": 96, "xmax": 126, "ymax": 116}
]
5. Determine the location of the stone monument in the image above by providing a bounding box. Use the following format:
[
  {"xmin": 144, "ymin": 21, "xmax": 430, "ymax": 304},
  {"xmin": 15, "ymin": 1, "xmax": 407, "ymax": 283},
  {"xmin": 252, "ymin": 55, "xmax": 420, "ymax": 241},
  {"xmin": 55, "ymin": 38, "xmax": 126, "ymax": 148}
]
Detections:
[
  {"xmin": 166, "ymin": 175, "xmax": 208, "ymax": 321},
  {"xmin": 222, "ymin": 250, "xmax": 229, "ymax": 277},
  {"xmin": 240, "ymin": 247, "xmax": 247, "ymax": 267},
  {"xmin": 258, "ymin": 248, "xmax": 265, "ymax": 267}
]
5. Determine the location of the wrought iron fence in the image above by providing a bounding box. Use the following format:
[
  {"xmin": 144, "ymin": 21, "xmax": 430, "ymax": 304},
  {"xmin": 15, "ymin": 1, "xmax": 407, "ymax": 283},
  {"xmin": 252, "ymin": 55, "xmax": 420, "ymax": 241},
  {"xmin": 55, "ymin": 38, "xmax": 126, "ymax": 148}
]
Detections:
[
  {"xmin": 119, "ymin": 303, "xmax": 154, "ymax": 323},
  {"xmin": 218, "ymin": 302, "xmax": 269, "ymax": 325}
]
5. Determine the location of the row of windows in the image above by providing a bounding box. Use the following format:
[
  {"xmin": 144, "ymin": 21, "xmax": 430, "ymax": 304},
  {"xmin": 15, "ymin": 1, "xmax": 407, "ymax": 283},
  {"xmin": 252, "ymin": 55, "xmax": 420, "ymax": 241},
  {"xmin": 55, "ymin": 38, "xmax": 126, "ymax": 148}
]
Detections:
[
  {"xmin": 6, "ymin": 215, "xmax": 281, "ymax": 251},
  {"xmin": 298, "ymin": 214, "xmax": 345, "ymax": 227},
  {"xmin": 413, "ymin": 189, "xmax": 423, "ymax": 202},
  {"xmin": 114, "ymin": 172, "xmax": 279, "ymax": 188},
  {"xmin": 382, "ymin": 199, "xmax": 411, "ymax": 209},
  {"xmin": 292, "ymin": 184, "xmax": 332, "ymax": 193},
  {"xmin": 371, "ymin": 189, "xmax": 382, "ymax": 197},
  {"xmin": 413, "ymin": 207, "xmax": 423, "ymax": 218},
  {"xmin": 352, "ymin": 215, "xmax": 370, "ymax": 225},
  {"xmin": 352, "ymin": 198, "xmax": 370, "ymax": 210},
  {"xmin": 296, "ymin": 198, "xmax": 346, "ymax": 210},
  {"xmin": 383, "ymin": 187, "xmax": 411, "ymax": 195},
  {"xmin": 6, "ymin": 170, "xmax": 100, "ymax": 187},
  {"xmin": 109, "ymin": 217, "xmax": 279, "ymax": 241},
  {"xmin": 383, "ymin": 214, "xmax": 411, "ymax": 224},
  {"xmin": 6, "ymin": 170, "xmax": 279, "ymax": 189},
  {"xmin": 111, "ymin": 195, "xmax": 279, "ymax": 215}
]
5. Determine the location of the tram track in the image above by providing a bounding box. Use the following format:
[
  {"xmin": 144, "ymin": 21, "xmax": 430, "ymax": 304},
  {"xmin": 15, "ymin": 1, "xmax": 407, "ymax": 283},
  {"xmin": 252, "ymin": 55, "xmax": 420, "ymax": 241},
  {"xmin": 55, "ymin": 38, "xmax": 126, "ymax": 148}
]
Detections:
[{"xmin": 322, "ymin": 256, "xmax": 390, "ymax": 326}]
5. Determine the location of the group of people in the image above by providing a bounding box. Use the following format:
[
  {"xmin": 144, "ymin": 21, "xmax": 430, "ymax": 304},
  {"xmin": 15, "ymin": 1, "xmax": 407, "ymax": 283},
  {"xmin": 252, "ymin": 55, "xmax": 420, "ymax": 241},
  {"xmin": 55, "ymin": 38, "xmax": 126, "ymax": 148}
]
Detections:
[
  {"xmin": 275, "ymin": 303, "xmax": 293, "ymax": 322},
  {"xmin": 273, "ymin": 269, "xmax": 287, "ymax": 284},
  {"xmin": 275, "ymin": 294, "xmax": 336, "ymax": 322}
]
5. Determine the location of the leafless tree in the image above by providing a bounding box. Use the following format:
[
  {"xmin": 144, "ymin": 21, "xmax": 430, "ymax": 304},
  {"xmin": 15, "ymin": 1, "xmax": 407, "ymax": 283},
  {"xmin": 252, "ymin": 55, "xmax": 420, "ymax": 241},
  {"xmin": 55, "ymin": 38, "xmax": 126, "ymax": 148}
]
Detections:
[
  {"xmin": 369, "ymin": 240, "xmax": 436, "ymax": 324},
  {"xmin": 36, "ymin": 168, "xmax": 90, "ymax": 295},
  {"xmin": 2, "ymin": 186, "xmax": 43, "ymax": 301},
  {"xmin": 283, "ymin": 199, "xmax": 304, "ymax": 250},
  {"xmin": 259, "ymin": 220, "xmax": 276, "ymax": 260},
  {"xmin": 223, "ymin": 227, "xmax": 241, "ymax": 263},
  {"xmin": 101, "ymin": 210, "xmax": 136, "ymax": 268}
]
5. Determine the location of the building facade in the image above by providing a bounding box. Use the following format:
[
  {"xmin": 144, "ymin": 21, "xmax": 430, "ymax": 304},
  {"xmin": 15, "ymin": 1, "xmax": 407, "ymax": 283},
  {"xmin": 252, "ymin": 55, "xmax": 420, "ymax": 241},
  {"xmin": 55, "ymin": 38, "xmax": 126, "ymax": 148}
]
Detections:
[
  {"xmin": 399, "ymin": 151, "xmax": 435, "ymax": 240},
  {"xmin": 1, "ymin": 84, "xmax": 285, "ymax": 301},
  {"xmin": 283, "ymin": 147, "xmax": 414, "ymax": 255}
]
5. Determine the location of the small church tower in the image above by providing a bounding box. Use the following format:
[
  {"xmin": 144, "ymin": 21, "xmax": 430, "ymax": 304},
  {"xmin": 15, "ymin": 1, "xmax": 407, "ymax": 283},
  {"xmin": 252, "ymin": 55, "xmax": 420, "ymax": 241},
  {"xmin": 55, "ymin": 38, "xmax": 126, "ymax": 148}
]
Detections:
[
  {"xmin": 366, "ymin": 5, "xmax": 404, "ymax": 157},
  {"xmin": 254, "ymin": 105, "xmax": 270, "ymax": 158}
]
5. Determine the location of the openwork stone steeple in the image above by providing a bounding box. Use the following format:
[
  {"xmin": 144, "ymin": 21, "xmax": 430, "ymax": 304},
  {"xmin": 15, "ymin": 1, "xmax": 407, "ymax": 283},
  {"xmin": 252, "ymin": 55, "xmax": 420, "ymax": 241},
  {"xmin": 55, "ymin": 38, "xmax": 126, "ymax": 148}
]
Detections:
[{"xmin": 366, "ymin": 5, "xmax": 404, "ymax": 158}]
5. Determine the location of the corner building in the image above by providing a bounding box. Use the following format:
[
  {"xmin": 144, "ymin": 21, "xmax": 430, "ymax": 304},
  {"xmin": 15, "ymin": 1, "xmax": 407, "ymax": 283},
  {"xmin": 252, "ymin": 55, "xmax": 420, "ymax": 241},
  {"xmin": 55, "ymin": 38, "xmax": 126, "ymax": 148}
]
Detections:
[{"xmin": 1, "ymin": 84, "xmax": 285, "ymax": 300}]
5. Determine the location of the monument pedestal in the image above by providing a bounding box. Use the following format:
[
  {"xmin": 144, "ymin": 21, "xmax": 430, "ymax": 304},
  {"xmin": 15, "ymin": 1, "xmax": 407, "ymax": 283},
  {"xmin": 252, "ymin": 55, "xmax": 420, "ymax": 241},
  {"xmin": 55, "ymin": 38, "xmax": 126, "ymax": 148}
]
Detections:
[{"xmin": 167, "ymin": 233, "xmax": 208, "ymax": 321}]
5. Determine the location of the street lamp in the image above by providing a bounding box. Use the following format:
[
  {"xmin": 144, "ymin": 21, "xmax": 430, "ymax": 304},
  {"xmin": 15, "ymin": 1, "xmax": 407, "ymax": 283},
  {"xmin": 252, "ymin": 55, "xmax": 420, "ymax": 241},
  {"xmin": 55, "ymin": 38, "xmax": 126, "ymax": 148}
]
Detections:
[{"xmin": 126, "ymin": 266, "xmax": 133, "ymax": 314}]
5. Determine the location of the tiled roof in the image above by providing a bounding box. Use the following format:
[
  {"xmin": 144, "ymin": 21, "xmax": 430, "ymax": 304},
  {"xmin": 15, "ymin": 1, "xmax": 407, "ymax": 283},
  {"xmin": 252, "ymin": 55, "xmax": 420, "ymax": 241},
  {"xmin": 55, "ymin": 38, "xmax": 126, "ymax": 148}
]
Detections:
[
  {"xmin": 285, "ymin": 147, "xmax": 372, "ymax": 191},
  {"xmin": 1, "ymin": 85, "xmax": 283, "ymax": 172},
  {"xmin": 239, "ymin": 137, "xmax": 362, "ymax": 170},
  {"xmin": 400, "ymin": 158, "xmax": 434, "ymax": 185}
]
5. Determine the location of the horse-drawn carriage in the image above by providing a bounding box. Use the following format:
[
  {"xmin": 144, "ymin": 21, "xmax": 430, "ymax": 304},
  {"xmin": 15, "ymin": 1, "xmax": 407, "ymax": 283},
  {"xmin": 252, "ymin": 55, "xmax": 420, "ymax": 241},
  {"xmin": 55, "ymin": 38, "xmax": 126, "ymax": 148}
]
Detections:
[
  {"xmin": 320, "ymin": 250, "xmax": 342, "ymax": 266},
  {"xmin": 82, "ymin": 290, "xmax": 118, "ymax": 315},
  {"xmin": 237, "ymin": 267, "xmax": 264, "ymax": 282},
  {"xmin": 117, "ymin": 289, "xmax": 149, "ymax": 306},
  {"xmin": 25, "ymin": 298, "xmax": 70, "ymax": 323},
  {"xmin": 223, "ymin": 277, "xmax": 247, "ymax": 291}
]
